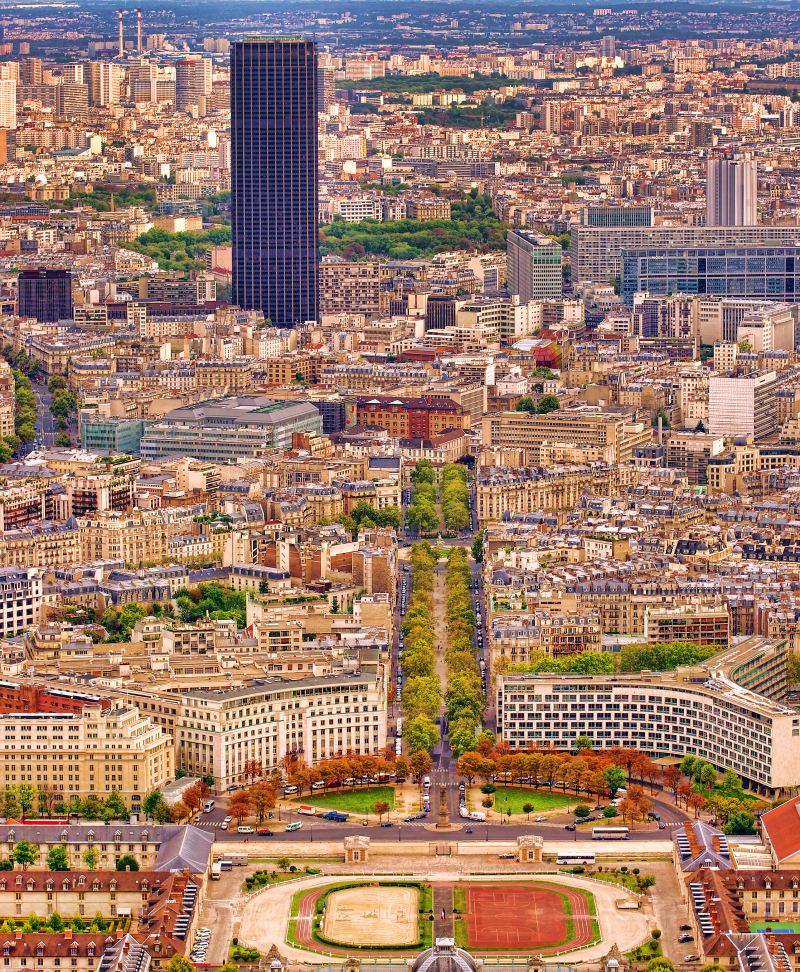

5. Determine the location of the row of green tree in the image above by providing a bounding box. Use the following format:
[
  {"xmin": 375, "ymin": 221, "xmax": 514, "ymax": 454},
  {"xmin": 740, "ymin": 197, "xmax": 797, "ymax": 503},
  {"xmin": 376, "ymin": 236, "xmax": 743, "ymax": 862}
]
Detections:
[
  {"xmin": 1, "ymin": 783, "xmax": 129, "ymax": 823},
  {"xmin": 0, "ymin": 369, "xmax": 35, "ymax": 460},
  {"xmin": 499, "ymin": 641, "xmax": 720, "ymax": 676},
  {"xmin": 122, "ymin": 225, "xmax": 232, "ymax": 273},
  {"xmin": 444, "ymin": 548, "xmax": 485, "ymax": 757},
  {"xmin": 321, "ymin": 501, "xmax": 402, "ymax": 539},
  {"xmin": 441, "ymin": 464, "xmax": 471, "ymax": 532},
  {"xmin": 336, "ymin": 73, "xmax": 512, "ymax": 94},
  {"xmin": 2, "ymin": 840, "xmax": 138, "ymax": 872},
  {"xmin": 515, "ymin": 393, "xmax": 560, "ymax": 415},
  {"xmin": 399, "ymin": 542, "xmax": 441, "ymax": 755},
  {"xmin": 320, "ymin": 192, "xmax": 505, "ymax": 260},
  {"xmin": 406, "ymin": 459, "xmax": 440, "ymax": 535}
]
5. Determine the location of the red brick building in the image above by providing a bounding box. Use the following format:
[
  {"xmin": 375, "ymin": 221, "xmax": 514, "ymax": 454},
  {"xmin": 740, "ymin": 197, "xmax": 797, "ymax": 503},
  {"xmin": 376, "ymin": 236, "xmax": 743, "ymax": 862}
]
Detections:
[
  {"xmin": 349, "ymin": 395, "xmax": 469, "ymax": 438},
  {"xmin": 0, "ymin": 682, "xmax": 110, "ymax": 715}
]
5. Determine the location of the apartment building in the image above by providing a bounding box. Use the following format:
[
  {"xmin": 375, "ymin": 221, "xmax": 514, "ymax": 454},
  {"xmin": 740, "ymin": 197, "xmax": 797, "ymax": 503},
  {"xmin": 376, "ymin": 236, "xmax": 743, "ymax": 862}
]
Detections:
[
  {"xmin": 320, "ymin": 261, "xmax": 385, "ymax": 318},
  {"xmin": 170, "ymin": 672, "xmax": 387, "ymax": 789},
  {"xmin": 481, "ymin": 406, "xmax": 651, "ymax": 464},
  {"xmin": 491, "ymin": 611, "xmax": 602, "ymax": 665},
  {"xmin": 0, "ymin": 568, "xmax": 43, "ymax": 638},
  {"xmin": 643, "ymin": 601, "xmax": 731, "ymax": 647},
  {"xmin": 496, "ymin": 637, "xmax": 799, "ymax": 795},
  {"xmin": 475, "ymin": 464, "xmax": 639, "ymax": 521},
  {"xmin": 0, "ymin": 522, "xmax": 82, "ymax": 569},
  {"xmin": 0, "ymin": 698, "xmax": 173, "ymax": 808}
]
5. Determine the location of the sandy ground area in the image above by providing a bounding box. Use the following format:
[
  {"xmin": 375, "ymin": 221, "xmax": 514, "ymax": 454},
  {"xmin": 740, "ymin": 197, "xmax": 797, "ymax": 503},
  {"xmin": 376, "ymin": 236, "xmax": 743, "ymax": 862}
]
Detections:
[
  {"xmin": 323, "ymin": 885, "xmax": 419, "ymax": 946},
  {"xmin": 239, "ymin": 871, "xmax": 657, "ymax": 961}
]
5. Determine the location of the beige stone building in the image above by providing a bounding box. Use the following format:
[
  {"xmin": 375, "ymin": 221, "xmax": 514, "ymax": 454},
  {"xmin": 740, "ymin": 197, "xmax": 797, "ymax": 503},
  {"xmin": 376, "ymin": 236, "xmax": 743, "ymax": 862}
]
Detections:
[{"xmin": 0, "ymin": 700, "xmax": 174, "ymax": 810}]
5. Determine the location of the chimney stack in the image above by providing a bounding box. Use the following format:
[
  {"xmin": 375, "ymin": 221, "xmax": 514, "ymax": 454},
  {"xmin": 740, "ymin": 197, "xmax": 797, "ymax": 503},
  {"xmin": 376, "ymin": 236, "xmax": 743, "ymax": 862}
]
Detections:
[{"xmin": 117, "ymin": 9, "xmax": 125, "ymax": 57}]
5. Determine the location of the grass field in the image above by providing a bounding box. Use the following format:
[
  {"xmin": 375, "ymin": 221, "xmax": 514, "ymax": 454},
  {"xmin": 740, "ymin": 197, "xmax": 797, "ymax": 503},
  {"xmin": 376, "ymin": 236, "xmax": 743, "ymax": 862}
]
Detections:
[
  {"xmin": 293, "ymin": 786, "xmax": 396, "ymax": 814},
  {"xmin": 490, "ymin": 787, "xmax": 572, "ymax": 815}
]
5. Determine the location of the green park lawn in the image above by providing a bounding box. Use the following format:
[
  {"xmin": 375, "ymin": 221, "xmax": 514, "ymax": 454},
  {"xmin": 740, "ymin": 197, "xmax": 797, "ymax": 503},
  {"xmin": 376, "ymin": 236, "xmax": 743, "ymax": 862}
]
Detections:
[
  {"xmin": 490, "ymin": 787, "xmax": 572, "ymax": 815},
  {"xmin": 293, "ymin": 786, "xmax": 396, "ymax": 814}
]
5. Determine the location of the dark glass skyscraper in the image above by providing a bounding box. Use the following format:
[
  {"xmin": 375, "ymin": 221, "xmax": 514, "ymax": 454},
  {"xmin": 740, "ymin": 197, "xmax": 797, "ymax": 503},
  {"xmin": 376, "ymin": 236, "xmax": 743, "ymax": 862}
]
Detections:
[{"xmin": 231, "ymin": 36, "xmax": 319, "ymax": 326}]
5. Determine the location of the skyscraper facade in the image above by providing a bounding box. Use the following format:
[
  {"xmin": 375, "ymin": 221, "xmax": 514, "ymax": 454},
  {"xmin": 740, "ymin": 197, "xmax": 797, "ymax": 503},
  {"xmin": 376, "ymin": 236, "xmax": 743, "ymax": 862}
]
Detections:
[
  {"xmin": 231, "ymin": 36, "xmax": 319, "ymax": 327},
  {"xmin": 17, "ymin": 269, "xmax": 73, "ymax": 322},
  {"xmin": 175, "ymin": 56, "xmax": 212, "ymax": 113},
  {"xmin": 506, "ymin": 229, "xmax": 563, "ymax": 302},
  {"xmin": 706, "ymin": 157, "xmax": 757, "ymax": 226}
]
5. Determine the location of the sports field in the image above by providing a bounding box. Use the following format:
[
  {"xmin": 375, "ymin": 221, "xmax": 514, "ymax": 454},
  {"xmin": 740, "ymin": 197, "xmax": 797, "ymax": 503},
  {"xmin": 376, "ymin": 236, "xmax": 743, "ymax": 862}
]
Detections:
[
  {"xmin": 464, "ymin": 882, "xmax": 596, "ymax": 951},
  {"xmin": 323, "ymin": 885, "xmax": 419, "ymax": 946}
]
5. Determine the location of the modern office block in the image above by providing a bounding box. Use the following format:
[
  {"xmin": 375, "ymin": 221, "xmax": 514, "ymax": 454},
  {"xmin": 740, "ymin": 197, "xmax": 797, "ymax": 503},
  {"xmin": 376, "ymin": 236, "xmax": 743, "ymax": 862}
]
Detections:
[
  {"xmin": 708, "ymin": 370, "xmax": 778, "ymax": 440},
  {"xmin": 621, "ymin": 244, "xmax": 800, "ymax": 304},
  {"xmin": 582, "ymin": 205, "xmax": 654, "ymax": 227},
  {"xmin": 231, "ymin": 36, "xmax": 319, "ymax": 326},
  {"xmin": 139, "ymin": 395, "xmax": 323, "ymax": 461},
  {"xmin": 570, "ymin": 224, "xmax": 800, "ymax": 285},
  {"xmin": 17, "ymin": 268, "xmax": 73, "ymax": 322},
  {"xmin": 706, "ymin": 157, "xmax": 757, "ymax": 227},
  {"xmin": 506, "ymin": 229, "xmax": 563, "ymax": 302}
]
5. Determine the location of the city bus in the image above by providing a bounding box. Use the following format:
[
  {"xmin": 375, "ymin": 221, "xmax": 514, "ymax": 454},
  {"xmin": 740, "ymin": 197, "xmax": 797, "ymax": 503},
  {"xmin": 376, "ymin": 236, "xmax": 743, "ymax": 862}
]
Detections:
[
  {"xmin": 591, "ymin": 826, "xmax": 630, "ymax": 840},
  {"xmin": 556, "ymin": 852, "xmax": 596, "ymax": 866},
  {"xmin": 203, "ymin": 800, "xmax": 215, "ymax": 813}
]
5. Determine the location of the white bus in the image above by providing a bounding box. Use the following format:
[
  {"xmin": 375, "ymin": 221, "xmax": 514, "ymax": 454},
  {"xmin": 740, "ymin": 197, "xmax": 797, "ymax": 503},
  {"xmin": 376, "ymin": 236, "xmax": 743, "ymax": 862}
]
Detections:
[
  {"xmin": 557, "ymin": 852, "xmax": 596, "ymax": 865},
  {"xmin": 592, "ymin": 826, "xmax": 630, "ymax": 840},
  {"xmin": 203, "ymin": 800, "xmax": 215, "ymax": 813}
]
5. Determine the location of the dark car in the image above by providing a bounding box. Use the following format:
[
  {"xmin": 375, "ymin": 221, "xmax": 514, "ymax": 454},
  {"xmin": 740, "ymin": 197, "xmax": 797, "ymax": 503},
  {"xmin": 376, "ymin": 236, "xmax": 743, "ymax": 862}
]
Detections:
[
  {"xmin": 257, "ymin": 829, "xmax": 274, "ymax": 837},
  {"xmin": 464, "ymin": 826, "xmax": 473, "ymax": 833},
  {"xmin": 679, "ymin": 935, "xmax": 694, "ymax": 943},
  {"xmin": 658, "ymin": 821, "xmax": 667, "ymax": 830},
  {"xmin": 565, "ymin": 824, "xmax": 576, "ymax": 831},
  {"xmin": 680, "ymin": 925, "xmax": 693, "ymax": 932},
  {"xmin": 380, "ymin": 821, "xmax": 393, "ymax": 827},
  {"xmin": 404, "ymin": 815, "xmax": 415, "ymax": 822}
]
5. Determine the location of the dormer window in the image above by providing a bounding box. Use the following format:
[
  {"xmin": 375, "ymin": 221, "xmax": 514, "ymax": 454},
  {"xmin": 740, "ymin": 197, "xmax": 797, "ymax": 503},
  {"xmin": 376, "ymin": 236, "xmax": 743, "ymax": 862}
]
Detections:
[
  {"xmin": 87, "ymin": 944, "xmax": 96, "ymax": 957},
  {"xmin": 77, "ymin": 876, "xmax": 85, "ymax": 887},
  {"xmin": 113, "ymin": 831, "xmax": 121, "ymax": 842},
  {"xmin": 61, "ymin": 880, "xmax": 70, "ymax": 891},
  {"xmin": 87, "ymin": 831, "xmax": 94, "ymax": 843},
  {"xmin": 60, "ymin": 830, "xmax": 68, "ymax": 842},
  {"xmin": 45, "ymin": 880, "xmax": 54, "ymax": 892},
  {"xmin": 92, "ymin": 880, "xmax": 100, "ymax": 892},
  {"xmin": 36, "ymin": 943, "xmax": 44, "ymax": 956},
  {"xmin": 69, "ymin": 943, "xmax": 78, "ymax": 956}
]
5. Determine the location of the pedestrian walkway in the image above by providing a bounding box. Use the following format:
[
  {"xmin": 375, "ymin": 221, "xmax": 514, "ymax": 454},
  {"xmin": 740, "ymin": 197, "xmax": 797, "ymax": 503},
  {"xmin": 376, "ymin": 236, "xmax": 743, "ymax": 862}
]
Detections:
[{"xmin": 433, "ymin": 884, "xmax": 454, "ymax": 939}]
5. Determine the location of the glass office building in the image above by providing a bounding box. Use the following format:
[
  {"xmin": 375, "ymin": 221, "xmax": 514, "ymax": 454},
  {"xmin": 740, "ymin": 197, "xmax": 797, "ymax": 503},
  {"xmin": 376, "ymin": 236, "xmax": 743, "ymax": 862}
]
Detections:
[
  {"xmin": 231, "ymin": 36, "xmax": 318, "ymax": 326},
  {"xmin": 622, "ymin": 245, "xmax": 800, "ymax": 304}
]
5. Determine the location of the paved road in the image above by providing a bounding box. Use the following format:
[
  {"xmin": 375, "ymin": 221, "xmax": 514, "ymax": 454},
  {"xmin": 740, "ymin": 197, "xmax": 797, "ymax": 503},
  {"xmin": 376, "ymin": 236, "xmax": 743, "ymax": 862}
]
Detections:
[{"xmin": 32, "ymin": 381, "xmax": 56, "ymax": 448}]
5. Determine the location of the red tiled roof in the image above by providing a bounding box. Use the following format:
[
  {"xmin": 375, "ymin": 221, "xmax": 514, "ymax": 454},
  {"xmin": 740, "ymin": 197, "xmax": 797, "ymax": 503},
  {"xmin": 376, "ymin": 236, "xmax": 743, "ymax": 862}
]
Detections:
[{"xmin": 761, "ymin": 797, "xmax": 800, "ymax": 863}]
